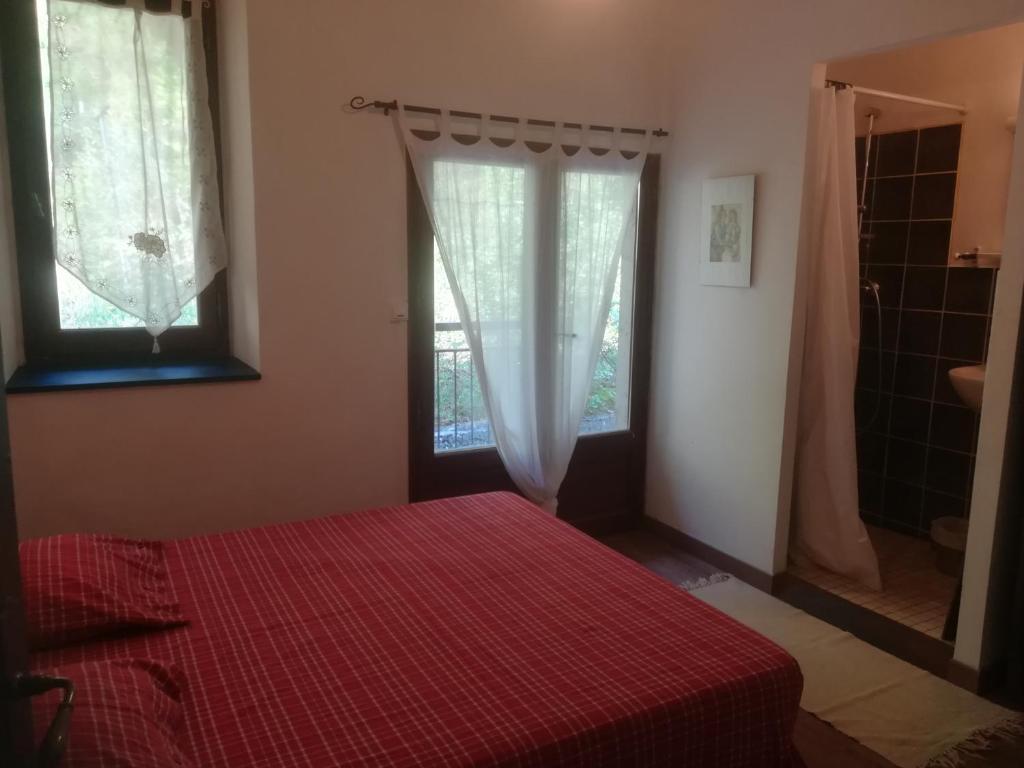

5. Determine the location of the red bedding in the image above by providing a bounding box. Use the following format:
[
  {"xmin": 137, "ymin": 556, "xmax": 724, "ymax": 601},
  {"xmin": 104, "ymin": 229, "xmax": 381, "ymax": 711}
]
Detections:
[{"xmin": 33, "ymin": 492, "xmax": 802, "ymax": 767}]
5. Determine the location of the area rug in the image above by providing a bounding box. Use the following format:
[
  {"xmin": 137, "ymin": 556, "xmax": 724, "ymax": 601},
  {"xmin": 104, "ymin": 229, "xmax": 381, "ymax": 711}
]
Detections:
[{"xmin": 680, "ymin": 574, "xmax": 1024, "ymax": 768}]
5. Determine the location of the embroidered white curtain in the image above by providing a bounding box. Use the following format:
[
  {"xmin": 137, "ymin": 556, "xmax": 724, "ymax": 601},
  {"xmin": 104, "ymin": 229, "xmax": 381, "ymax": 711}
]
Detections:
[
  {"xmin": 400, "ymin": 111, "xmax": 648, "ymax": 512},
  {"xmin": 46, "ymin": 0, "xmax": 226, "ymax": 342},
  {"xmin": 793, "ymin": 87, "xmax": 881, "ymax": 589}
]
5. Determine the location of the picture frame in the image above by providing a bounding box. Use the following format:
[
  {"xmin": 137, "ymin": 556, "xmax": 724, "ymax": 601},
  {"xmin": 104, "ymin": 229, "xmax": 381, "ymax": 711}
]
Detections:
[{"xmin": 700, "ymin": 175, "xmax": 755, "ymax": 287}]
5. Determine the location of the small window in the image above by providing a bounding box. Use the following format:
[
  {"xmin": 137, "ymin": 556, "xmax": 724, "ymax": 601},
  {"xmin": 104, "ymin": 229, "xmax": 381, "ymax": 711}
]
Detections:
[{"xmin": 0, "ymin": 0, "xmax": 227, "ymax": 366}]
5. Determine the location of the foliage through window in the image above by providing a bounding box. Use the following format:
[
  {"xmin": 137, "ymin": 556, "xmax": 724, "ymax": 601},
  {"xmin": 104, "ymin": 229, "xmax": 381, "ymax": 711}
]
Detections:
[
  {"xmin": 0, "ymin": 0, "xmax": 227, "ymax": 366},
  {"xmin": 34, "ymin": 0, "xmax": 201, "ymax": 332},
  {"xmin": 433, "ymin": 235, "xmax": 636, "ymax": 453}
]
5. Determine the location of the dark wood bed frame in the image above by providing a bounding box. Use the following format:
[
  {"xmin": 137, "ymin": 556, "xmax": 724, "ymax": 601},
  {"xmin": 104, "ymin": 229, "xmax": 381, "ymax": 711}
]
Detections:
[{"xmin": 0, "ymin": 326, "xmax": 33, "ymax": 765}]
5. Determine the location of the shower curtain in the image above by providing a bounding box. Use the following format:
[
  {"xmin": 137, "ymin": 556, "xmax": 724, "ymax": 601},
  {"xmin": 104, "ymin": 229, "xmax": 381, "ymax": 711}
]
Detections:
[{"xmin": 793, "ymin": 86, "xmax": 881, "ymax": 590}]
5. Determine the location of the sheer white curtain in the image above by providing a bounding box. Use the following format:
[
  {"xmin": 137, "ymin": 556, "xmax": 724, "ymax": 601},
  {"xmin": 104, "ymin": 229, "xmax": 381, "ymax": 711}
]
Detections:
[
  {"xmin": 46, "ymin": 0, "xmax": 226, "ymax": 344},
  {"xmin": 400, "ymin": 111, "xmax": 647, "ymax": 512},
  {"xmin": 793, "ymin": 87, "xmax": 881, "ymax": 589}
]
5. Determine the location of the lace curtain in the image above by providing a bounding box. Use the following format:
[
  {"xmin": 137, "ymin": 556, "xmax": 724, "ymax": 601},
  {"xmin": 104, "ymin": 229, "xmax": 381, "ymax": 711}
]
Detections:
[
  {"xmin": 46, "ymin": 0, "xmax": 226, "ymax": 344},
  {"xmin": 400, "ymin": 110, "xmax": 649, "ymax": 512}
]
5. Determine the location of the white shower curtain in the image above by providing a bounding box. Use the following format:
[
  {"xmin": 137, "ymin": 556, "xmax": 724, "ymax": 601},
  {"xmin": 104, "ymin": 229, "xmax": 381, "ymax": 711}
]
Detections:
[
  {"xmin": 793, "ymin": 87, "xmax": 881, "ymax": 589},
  {"xmin": 399, "ymin": 110, "xmax": 647, "ymax": 513}
]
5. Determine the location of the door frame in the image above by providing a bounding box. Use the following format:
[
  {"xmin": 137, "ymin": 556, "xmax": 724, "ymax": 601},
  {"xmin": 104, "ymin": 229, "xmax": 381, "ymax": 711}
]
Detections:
[{"xmin": 781, "ymin": 53, "xmax": 1024, "ymax": 689}]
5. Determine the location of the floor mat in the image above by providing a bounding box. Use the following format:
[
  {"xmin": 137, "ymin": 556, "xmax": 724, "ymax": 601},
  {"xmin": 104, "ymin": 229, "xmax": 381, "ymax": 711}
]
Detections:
[{"xmin": 682, "ymin": 575, "xmax": 1023, "ymax": 768}]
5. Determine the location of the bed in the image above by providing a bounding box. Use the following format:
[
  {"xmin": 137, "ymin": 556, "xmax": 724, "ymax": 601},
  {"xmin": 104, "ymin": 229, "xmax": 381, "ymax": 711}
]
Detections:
[{"xmin": 30, "ymin": 492, "xmax": 803, "ymax": 767}]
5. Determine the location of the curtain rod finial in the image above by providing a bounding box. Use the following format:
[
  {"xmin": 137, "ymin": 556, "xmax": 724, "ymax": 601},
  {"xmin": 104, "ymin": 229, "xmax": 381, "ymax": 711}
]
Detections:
[{"xmin": 348, "ymin": 96, "xmax": 399, "ymax": 116}]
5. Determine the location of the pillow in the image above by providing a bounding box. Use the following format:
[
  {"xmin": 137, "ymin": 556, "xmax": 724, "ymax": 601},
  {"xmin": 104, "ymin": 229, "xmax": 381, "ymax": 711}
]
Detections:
[
  {"xmin": 31, "ymin": 659, "xmax": 193, "ymax": 767},
  {"xmin": 20, "ymin": 534, "xmax": 186, "ymax": 650}
]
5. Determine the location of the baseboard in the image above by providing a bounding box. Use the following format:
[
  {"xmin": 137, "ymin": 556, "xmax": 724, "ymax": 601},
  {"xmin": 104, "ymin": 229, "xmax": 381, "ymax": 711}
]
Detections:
[
  {"xmin": 946, "ymin": 658, "xmax": 1006, "ymax": 697},
  {"xmin": 641, "ymin": 516, "xmax": 777, "ymax": 593},
  {"xmin": 569, "ymin": 511, "xmax": 638, "ymax": 538},
  {"xmin": 947, "ymin": 659, "xmax": 982, "ymax": 692}
]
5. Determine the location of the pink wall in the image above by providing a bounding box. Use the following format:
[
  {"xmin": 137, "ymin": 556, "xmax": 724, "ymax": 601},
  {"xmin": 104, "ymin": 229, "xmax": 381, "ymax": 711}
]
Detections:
[{"xmin": 6, "ymin": 0, "xmax": 667, "ymax": 540}]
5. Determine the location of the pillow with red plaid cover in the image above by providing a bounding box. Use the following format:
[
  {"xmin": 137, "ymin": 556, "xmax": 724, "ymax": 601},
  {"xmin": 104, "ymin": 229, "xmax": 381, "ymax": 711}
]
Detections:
[
  {"xmin": 32, "ymin": 659, "xmax": 193, "ymax": 767},
  {"xmin": 21, "ymin": 535, "xmax": 187, "ymax": 650}
]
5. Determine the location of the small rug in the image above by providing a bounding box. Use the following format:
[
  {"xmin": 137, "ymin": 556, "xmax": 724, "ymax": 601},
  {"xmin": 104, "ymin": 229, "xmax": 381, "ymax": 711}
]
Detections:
[{"xmin": 679, "ymin": 574, "xmax": 1024, "ymax": 768}]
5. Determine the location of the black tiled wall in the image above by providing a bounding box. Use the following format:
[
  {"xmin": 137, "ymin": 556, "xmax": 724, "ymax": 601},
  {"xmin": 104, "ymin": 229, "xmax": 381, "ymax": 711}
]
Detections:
[{"xmin": 854, "ymin": 124, "xmax": 998, "ymax": 538}]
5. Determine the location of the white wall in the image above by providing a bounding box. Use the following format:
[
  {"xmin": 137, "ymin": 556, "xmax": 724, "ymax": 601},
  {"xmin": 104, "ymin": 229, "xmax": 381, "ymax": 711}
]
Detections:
[
  {"xmin": 6, "ymin": 0, "xmax": 667, "ymax": 540},
  {"xmin": 646, "ymin": 0, "xmax": 1024, "ymax": 580},
  {"xmin": 217, "ymin": 0, "xmax": 259, "ymax": 369},
  {"xmin": 828, "ymin": 24, "xmax": 1024, "ymax": 263}
]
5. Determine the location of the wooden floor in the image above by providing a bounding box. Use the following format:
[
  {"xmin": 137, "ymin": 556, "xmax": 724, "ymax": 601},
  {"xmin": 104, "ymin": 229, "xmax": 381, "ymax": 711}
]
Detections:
[
  {"xmin": 600, "ymin": 528, "xmax": 901, "ymax": 768},
  {"xmin": 600, "ymin": 529, "xmax": 720, "ymax": 583}
]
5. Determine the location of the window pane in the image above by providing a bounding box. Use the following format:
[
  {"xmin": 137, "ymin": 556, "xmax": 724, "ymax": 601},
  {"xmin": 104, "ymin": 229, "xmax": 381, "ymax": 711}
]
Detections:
[
  {"xmin": 434, "ymin": 242, "xmax": 494, "ymax": 452},
  {"xmin": 55, "ymin": 265, "xmax": 197, "ymax": 329},
  {"xmin": 579, "ymin": 247, "xmax": 635, "ymax": 435},
  {"xmin": 35, "ymin": 0, "xmax": 198, "ymax": 331},
  {"xmin": 433, "ymin": 233, "xmax": 637, "ymax": 452}
]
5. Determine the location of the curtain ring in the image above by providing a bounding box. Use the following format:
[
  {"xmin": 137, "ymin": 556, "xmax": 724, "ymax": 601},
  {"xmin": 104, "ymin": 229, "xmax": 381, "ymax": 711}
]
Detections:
[
  {"xmin": 553, "ymin": 121, "xmax": 564, "ymax": 154},
  {"xmin": 394, "ymin": 101, "xmax": 411, "ymax": 137}
]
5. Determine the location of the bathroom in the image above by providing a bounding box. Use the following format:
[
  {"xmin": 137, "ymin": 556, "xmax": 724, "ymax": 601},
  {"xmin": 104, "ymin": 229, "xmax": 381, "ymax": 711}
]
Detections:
[{"xmin": 785, "ymin": 23, "xmax": 1023, "ymax": 669}]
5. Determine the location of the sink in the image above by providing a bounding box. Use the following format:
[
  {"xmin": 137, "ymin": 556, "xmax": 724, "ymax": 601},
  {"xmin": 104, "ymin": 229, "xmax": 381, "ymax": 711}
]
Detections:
[{"xmin": 949, "ymin": 364, "xmax": 985, "ymax": 412}]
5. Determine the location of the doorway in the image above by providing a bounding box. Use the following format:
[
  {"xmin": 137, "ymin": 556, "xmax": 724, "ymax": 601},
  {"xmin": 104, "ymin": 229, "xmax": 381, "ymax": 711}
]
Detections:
[{"xmin": 407, "ymin": 157, "xmax": 660, "ymax": 534}]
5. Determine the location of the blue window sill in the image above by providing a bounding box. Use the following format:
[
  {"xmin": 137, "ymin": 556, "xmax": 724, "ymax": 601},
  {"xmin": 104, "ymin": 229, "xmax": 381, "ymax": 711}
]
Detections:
[{"xmin": 6, "ymin": 357, "xmax": 260, "ymax": 394}]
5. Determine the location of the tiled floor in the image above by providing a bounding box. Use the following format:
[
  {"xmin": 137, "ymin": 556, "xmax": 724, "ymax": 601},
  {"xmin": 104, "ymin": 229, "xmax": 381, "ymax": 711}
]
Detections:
[{"xmin": 789, "ymin": 525, "xmax": 958, "ymax": 639}]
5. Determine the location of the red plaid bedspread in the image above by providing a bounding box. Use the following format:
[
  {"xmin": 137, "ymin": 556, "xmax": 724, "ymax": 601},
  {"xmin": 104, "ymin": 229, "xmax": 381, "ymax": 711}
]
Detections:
[{"xmin": 34, "ymin": 492, "xmax": 803, "ymax": 767}]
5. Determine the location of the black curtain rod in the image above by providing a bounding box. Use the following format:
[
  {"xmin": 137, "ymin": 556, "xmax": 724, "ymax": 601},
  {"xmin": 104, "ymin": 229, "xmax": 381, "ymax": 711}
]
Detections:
[
  {"xmin": 95, "ymin": 0, "xmax": 210, "ymax": 15},
  {"xmin": 348, "ymin": 96, "xmax": 669, "ymax": 138}
]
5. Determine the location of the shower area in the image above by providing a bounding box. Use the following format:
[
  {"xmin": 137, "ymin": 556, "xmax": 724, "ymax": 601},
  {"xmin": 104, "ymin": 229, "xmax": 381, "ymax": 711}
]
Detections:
[{"xmin": 788, "ymin": 25, "xmax": 1021, "ymax": 651}]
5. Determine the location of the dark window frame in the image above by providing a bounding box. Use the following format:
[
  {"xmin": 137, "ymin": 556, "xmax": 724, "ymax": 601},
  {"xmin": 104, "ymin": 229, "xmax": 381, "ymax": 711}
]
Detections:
[
  {"xmin": 407, "ymin": 151, "xmax": 659, "ymax": 532},
  {"xmin": 0, "ymin": 0, "xmax": 229, "ymax": 367}
]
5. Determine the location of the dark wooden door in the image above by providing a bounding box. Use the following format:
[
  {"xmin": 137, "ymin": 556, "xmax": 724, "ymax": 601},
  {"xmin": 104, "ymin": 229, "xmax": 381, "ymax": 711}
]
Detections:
[
  {"xmin": 408, "ymin": 156, "xmax": 659, "ymax": 535},
  {"xmin": 0, "ymin": 328, "xmax": 32, "ymax": 764}
]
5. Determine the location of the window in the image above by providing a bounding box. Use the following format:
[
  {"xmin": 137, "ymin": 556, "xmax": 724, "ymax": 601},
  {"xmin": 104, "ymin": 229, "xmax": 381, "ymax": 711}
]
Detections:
[
  {"xmin": 0, "ymin": 0, "xmax": 227, "ymax": 366},
  {"xmin": 409, "ymin": 153, "xmax": 659, "ymax": 521},
  {"xmin": 432, "ymin": 230, "xmax": 637, "ymax": 452}
]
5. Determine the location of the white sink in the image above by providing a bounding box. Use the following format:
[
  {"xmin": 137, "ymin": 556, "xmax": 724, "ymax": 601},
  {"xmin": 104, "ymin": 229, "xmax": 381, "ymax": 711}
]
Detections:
[{"xmin": 949, "ymin": 364, "xmax": 985, "ymax": 412}]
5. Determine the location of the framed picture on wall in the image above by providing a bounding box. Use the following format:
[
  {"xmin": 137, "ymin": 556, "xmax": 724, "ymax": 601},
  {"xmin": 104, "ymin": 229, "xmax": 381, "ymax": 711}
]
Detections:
[{"xmin": 700, "ymin": 175, "xmax": 755, "ymax": 287}]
